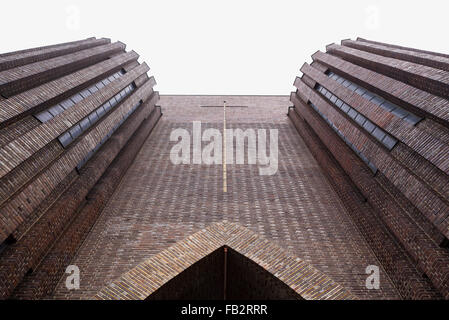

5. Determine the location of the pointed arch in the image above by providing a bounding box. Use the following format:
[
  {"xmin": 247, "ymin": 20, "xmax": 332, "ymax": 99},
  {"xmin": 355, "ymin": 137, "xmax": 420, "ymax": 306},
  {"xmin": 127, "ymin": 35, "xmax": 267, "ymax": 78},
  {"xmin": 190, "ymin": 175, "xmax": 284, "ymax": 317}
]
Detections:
[{"xmin": 94, "ymin": 221, "xmax": 355, "ymax": 300}]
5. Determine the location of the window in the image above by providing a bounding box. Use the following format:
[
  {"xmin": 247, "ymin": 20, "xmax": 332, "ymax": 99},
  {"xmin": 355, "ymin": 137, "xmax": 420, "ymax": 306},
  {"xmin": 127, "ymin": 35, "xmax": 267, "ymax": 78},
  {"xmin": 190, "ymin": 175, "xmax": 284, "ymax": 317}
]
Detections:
[
  {"xmin": 315, "ymin": 84, "xmax": 398, "ymax": 151},
  {"xmin": 34, "ymin": 70, "xmax": 126, "ymax": 123},
  {"xmin": 326, "ymin": 71, "xmax": 422, "ymax": 125},
  {"xmin": 76, "ymin": 101, "xmax": 143, "ymax": 170},
  {"xmin": 309, "ymin": 102, "xmax": 378, "ymax": 174},
  {"xmin": 57, "ymin": 82, "xmax": 136, "ymax": 148}
]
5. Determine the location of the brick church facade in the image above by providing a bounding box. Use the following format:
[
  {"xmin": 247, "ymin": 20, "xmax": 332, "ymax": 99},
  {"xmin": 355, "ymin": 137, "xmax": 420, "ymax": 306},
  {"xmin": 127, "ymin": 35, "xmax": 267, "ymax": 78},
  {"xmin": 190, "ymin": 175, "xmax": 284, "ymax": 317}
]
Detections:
[{"xmin": 0, "ymin": 37, "xmax": 447, "ymax": 299}]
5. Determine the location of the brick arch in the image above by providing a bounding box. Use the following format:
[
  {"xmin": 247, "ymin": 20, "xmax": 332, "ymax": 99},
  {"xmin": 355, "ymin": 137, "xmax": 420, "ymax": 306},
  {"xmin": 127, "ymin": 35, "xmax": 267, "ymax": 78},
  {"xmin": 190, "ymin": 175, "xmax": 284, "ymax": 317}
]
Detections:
[{"xmin": 94, "ymin": 221, "xmax": 355, "ymax": 300}]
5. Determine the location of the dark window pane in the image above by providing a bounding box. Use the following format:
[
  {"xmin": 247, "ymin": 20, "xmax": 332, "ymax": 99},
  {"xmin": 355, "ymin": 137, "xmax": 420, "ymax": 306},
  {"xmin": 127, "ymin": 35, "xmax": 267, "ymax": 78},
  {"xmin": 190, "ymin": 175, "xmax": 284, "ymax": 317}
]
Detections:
[
  {"xmin": 71, "ymin": 93, "xmax": 83, "ymax": 104},
  {"xmin": 404, "ymin": 113, "xmax": 422, "ymax": 125},
  {"xmin": 380, "ymin": 101, "xmax": 395, "ymax": 111},
  {"xmin": 97, "ymin": 106, "xmax": 106, "ymax": 117},
  {"xmin": 89, "ymin": 112, "xmax": 99, "ymax": 123},
  {"xmin": 59, "ymin": 132, "xmax": 72, "ymax": 147},
  {"xmin": 330, "ymin": 95, "xmax": 337, "ymax": 103},
  {"xmin": 60, "ymin": 99, "xmax": 74, "ymax": 110},
  {"xmin": 88, "ymin": 86, "xmax": 98, "ymax": 94},
  {"xmin": 368, "ymin": 162, "xmax": 378, "ymax": 173},
  {"xmin": 363, "ymin": 120, "xmax": 376, "ymax": 133},
  {"xmin": 370, "ymin": 96, "xmax": 384, "ymax": 106},
  {"xmin": 80, "ymin": 118, "xmax": 90, "ymax": 131},
  {"xmin": 49, "ymin": 105, "xmax": 62, "ymax": 116},
  {"xmin": 103, "ymin": 101, "xmax": 112, "ymax": 110},
  {"xmin": 362, "ymin": 92, "xmax": 374, "ymax": 100},
  {"xmin": 391, "ymin": 107, "xmax": 408, "ymax": 119},
  {"xmin": 109, "ymin": 97, "xmax": 118, "ymax": 107},
  {"xmin": 359, "ymin": 152, "xmax": 369, "ymax": 164},
  {"xmin": 36, "ymin": 111, "xmax": 53, "ymax": 122},
  {"xmin": 382, "ymin": 135, "xmax": 398, "ymax": 150},
  {"xmin": 355, "ymin": 114, "xmax": 366, "ymax": 126},
  {"xmin": 79, "ymin": 89, "xmax": 91, "ymax": 99},
  {"xmin": 348, "ymin": 108, "xmax": 358, "ymax": 119},
  {"xmin": 355, "ymin": 88, "xmax": 365, "ymax": 95},
  {"xmin": 372, "ymin": 127, "xmax": 386, "ymax": 142},
  {"xmin": 69, "ymin": 124, "xmax": 82, "ymax": 139}
]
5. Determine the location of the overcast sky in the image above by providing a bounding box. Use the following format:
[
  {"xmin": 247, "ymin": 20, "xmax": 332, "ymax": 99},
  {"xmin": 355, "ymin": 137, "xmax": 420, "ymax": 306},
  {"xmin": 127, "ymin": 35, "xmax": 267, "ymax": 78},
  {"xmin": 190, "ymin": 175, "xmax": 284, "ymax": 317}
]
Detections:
[{"xmin": 0, "ymin": 0, "xmax": 448, "ymax": 95}]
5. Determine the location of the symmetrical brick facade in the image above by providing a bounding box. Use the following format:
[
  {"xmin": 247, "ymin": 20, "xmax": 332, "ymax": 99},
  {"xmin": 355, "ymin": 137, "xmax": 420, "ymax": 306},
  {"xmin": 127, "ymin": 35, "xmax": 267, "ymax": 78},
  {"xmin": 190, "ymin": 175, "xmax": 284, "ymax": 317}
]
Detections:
[
  {"xmin": 0, "ymin": 37, "xmax": 447, "ymax": 300},
  {"xmin": 289, "ymin": 38, "xmax": 449, "ymax": 299},
  {"xmin": 0, "ymin": 38, "xmax": 160, "ymax": 299}
]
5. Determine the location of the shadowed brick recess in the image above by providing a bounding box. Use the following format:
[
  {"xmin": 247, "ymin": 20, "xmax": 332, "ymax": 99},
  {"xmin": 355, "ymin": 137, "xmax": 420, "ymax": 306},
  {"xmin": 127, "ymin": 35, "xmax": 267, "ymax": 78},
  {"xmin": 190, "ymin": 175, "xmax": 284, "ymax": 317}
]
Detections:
[{"xmin": 0, "ymin": 37, "xmax": 448, "ymax": 300}]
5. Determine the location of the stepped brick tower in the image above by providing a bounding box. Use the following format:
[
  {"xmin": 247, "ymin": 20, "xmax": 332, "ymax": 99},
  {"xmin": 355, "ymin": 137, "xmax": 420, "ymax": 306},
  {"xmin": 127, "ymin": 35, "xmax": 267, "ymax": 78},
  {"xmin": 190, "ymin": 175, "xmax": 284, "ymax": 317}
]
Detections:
[{"xmin": 0, "ymin": 38, "xmax": 161, "ymax": 299}]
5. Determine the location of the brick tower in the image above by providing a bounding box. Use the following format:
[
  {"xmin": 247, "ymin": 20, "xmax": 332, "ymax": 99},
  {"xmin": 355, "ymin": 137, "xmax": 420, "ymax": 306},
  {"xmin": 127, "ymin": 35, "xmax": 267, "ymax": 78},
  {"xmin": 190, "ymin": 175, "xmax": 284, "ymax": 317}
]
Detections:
[
  {"xmin": 0, "ymin": 38, "xmax": 161, "ymax": 299},
  {"xmin": 289, "ymin": 38, "xmax": 449, "ymax": 299}
]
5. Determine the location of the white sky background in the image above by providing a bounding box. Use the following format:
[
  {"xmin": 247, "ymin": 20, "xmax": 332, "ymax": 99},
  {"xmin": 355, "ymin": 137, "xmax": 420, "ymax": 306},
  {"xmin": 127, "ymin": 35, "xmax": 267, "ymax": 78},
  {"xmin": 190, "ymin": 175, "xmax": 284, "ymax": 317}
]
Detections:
[{"xmin": 0, "ymin": 0, "xmax": 448, "ymax": 95}]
